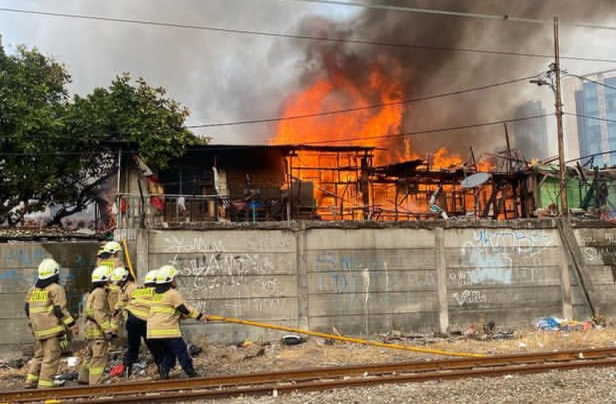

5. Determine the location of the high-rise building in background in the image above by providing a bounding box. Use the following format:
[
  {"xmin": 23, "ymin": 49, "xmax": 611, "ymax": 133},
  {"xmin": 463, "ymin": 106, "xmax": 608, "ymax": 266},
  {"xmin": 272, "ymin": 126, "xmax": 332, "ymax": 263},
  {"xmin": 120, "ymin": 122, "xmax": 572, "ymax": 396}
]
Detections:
[
  {"xmin": 563, "ymin": 69, "xmax": 616, "ymax": 168},
  {"xmin": 511, "ymin": 101, "xmax": 549, "ymax": 160}
]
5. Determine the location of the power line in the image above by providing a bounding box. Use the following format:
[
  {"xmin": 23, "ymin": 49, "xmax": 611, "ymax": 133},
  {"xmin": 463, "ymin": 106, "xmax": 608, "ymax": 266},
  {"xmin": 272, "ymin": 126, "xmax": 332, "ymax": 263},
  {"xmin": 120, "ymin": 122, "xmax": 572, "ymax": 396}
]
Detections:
[
  {"xmin": 288, "ymin": 0, "xmax": 616, "ymax": 32},
  {"xmin": 568, "ymin": 73, "xmax": 616, "ymax": 92},
  {"xmin": 566, "ymin": 112, "xmax": 616, "ymax": 125},
  {"xmin": 1, "ymin": 115, "xmax": 551, "ymax": 153},
  {"xmin": 2, "ymin": 7, "xmax": 616, "ymax": 64},
  {"xmin": 298, "ymin": 113, "xmax": 552, "ymax": 145},
  {"xmin": 187, "ymin": 73, "xmax": 541, "ymax": 128}
]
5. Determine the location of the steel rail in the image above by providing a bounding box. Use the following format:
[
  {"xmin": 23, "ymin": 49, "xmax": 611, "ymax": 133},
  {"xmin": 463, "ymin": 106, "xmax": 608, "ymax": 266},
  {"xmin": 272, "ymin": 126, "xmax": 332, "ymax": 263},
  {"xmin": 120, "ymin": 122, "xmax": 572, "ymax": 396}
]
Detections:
[
  {"xmin": 3, "ymin": 347, "xmax": 616, "ymax": 403},
  {"xmin": 83, "ymin": 356, "xmax": 616, "ymax": 404}
]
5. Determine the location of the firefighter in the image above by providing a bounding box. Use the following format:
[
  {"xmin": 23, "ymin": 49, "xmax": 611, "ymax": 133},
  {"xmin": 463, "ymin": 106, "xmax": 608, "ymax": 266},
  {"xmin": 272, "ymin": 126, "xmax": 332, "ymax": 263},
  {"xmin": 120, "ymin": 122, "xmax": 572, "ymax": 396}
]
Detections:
[
  {"xmin": 96, "ymin": 241, "xmax": 125, "ymax": 310},
  {"xmin": 147, "ymin": 265, "xmax": 210, "ymax": 379},
  {"xmin": 79, "ymin": 266, "xmax": 115, "ymax": 385},
  {"xmin": 24, "ymin": 258, "xmax": 78, "ymax": 389},
  {"xmin": 117, "ymin": 269, "xmax": 160, "ymax": 377},
  {"xmin": 110, "ymin": 266, "xmax": 136, "ymax": 330}
]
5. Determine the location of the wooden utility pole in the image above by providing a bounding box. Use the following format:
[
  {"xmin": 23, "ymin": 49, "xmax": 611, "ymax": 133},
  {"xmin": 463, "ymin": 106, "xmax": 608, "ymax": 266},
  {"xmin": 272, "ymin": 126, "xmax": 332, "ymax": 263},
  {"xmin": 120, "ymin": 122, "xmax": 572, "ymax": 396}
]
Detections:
[{"xmin": 553, "ymin": 16, "xmax": 568, "ymax": 215}]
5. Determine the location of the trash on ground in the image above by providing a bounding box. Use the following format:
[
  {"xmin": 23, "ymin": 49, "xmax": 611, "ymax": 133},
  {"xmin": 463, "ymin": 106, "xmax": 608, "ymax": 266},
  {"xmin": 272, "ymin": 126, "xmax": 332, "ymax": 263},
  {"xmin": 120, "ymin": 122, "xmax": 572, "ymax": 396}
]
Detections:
[{"xmin": 282, "ymin": 335, "xmax": 304, "ymax": 346}]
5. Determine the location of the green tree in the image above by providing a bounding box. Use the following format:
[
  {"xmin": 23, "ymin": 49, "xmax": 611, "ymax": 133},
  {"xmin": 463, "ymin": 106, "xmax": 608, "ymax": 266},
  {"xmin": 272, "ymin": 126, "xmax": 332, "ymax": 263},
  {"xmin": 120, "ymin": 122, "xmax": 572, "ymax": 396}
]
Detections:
[
  {"xmin": 0, "ymin": 45, "xmax": 198, "ymax": 227},
  {"xmin": 0, "ymin": 45, "xmax": 71, "ymax": 225}
]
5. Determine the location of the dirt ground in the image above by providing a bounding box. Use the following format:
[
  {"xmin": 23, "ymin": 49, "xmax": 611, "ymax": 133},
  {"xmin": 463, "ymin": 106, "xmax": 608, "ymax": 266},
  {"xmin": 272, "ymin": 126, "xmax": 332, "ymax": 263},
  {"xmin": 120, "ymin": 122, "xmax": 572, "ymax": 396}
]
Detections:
[{"xmin": 2, "ymin": 322, "xmax": 616, "ymax": 391}]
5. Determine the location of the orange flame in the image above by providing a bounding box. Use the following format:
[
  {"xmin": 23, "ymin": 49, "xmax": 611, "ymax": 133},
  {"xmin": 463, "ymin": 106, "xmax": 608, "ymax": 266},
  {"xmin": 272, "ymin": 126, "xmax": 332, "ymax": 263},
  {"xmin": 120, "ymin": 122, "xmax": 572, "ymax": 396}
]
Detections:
[
  {"xmin": 270, "ymin": 60, "xmax": 476, "ymax": 219},
  {"xmin": 273, "ymin": 64, "xmax": 405, "ymax": 164}
]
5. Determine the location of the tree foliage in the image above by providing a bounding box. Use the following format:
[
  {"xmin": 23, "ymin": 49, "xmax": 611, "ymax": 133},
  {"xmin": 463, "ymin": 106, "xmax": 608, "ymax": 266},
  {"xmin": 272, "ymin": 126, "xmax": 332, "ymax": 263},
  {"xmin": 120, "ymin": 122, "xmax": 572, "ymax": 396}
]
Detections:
[{"xmin": 0, "ymin": 45, "xmax": 198, "ymax": 226}]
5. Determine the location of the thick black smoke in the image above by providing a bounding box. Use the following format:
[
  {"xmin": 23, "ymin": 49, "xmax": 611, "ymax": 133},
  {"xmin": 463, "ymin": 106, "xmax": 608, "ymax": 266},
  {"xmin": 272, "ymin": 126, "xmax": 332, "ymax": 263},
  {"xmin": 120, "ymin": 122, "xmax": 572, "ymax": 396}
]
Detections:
[{"xmin": 290, "ymin": 0, "xmax": 616, "ymax": 161}]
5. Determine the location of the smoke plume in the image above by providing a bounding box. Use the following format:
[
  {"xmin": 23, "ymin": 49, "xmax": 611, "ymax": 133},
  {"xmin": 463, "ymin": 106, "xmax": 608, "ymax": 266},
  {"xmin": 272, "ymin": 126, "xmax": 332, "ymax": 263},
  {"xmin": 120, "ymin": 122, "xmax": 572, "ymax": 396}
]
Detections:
[{"xmin": 285, "ymin": 0, "xmax": 616, "ymax": 161}]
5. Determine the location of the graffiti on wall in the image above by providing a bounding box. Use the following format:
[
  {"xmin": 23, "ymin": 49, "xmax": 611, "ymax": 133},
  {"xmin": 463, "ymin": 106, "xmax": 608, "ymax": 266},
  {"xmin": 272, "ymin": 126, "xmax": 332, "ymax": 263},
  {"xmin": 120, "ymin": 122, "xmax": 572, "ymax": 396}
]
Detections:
[
  {"xmin": 579, "ymin": 231, "xmax": 616, "ymax": 282},
  {"xmin": 454, "ymin": 229, "xmax": 554, "ymax": 306},
  {"xmin": 162, "ymin": 236, "xmax": 291, "ymax": 317},
  {"xmin": 0, "ymin": 245, "xmax": 96, "ymax": 316},
  {"xmin": 311, "ymin": 250, "xmax": 437, "ymax": 315}
]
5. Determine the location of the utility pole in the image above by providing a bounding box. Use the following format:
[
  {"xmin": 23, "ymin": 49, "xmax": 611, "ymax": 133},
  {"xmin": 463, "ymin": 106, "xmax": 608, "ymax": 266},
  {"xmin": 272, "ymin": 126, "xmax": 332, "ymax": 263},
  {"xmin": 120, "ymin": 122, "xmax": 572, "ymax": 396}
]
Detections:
[{"xmin": 553, "ymin": 16, "xmax": 568, "ymax": 216}]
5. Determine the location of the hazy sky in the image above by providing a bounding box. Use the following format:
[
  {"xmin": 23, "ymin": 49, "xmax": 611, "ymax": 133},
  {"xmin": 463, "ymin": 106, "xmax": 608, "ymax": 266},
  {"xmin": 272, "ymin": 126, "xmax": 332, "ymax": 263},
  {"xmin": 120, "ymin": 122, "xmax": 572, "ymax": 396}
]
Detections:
[
  {"xmin": 0, "ymin": 0, "xmax": 353, "ymax": 143},
  {"xmin": 2, "ymin": 1, "xmax": 616, "ymax": 158}
]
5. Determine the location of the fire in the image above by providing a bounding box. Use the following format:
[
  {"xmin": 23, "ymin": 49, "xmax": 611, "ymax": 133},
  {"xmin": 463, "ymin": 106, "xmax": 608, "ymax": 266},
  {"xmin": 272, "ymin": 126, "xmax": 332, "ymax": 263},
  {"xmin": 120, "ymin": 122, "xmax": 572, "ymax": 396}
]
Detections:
[
  {"xmin": 431, "ymin": 147, "xmax": 462, "ymax": 170},
  {"xmin": 270, "ymin": 58, "xmax": 477, "ymax": 219},
  {"xmin": 273, "ymin": 64, "xmax": 405, "ymax": 164}
]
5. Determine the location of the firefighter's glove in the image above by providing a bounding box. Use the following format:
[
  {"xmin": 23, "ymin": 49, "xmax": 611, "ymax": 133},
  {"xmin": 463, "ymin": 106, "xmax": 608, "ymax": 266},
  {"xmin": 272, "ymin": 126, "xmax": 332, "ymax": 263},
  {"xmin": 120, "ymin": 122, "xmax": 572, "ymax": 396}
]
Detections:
[{"xmin": 59, "ymin": 335, "xmax": 70, "ymax": 351}]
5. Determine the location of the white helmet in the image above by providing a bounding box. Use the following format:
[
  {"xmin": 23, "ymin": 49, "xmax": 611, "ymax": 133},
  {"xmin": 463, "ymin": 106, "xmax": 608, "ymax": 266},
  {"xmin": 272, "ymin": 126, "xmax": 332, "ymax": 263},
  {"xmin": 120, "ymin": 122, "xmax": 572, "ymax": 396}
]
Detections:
[
  {"xmin": 144, "ymin": 269, "xmax": 158, "ymax": 285},
  {"xmin": 103, "ymin": 241, "xmax": 123, "ymax": 254},
  {"xmin": 38, "ymin": 258, "xmax": 60, "ymax": 280},
  {"xmin": 110, "ymin": 266, "xmax": 129, "ymax": 283},
  {"xmin": 92, "ymin": 266, "xmax": 111, "ymax": 283},
  {"xmin": 156, "ymin": 265, "xmax": 177, "ymax": 284}
]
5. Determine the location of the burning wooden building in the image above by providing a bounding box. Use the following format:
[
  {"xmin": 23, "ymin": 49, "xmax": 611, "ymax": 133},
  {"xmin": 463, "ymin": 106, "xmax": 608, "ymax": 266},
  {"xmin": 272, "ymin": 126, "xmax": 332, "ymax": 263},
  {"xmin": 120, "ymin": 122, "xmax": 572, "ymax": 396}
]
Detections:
[{"xmin": 115, "ymin": 144, "xmax": 539, "ymax": 226}]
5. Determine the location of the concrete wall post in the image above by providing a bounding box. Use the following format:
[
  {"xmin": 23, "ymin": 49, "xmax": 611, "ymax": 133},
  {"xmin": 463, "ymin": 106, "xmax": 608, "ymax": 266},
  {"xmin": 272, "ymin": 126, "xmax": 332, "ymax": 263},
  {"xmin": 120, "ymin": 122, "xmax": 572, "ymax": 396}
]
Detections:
[
  {"xmin": 296, "ymin": 221, "xmax": 309, "ymax": 329},
  {"xmin": 435, "ymin": 227, "xmax": 449, "ymax": 333},
  {"xmin": 136, "ymin": 228, "xmax": 149, "ymax": 278},
  {"xmin": 559, "ymin": 248, "xmax": 573, "ymax": 319}
]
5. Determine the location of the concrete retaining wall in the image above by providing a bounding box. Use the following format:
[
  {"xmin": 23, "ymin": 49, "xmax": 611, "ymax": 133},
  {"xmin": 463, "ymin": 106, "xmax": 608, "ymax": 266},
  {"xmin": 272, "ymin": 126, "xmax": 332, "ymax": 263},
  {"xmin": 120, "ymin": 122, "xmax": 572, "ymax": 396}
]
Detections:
[
  {"xmin": 573, "ymin": 225, "xmax": 616, "ymax": 318},
  {"xmin": 0, "ymin": 241, "xmax": 99, "ymax": 352},
  {"xmin": 4, "ymin": 221, "xmax": 616, "ymax": 350},
  {"xmin": 145, "ymin": 221, "xmax": 585, "ymax": 344}
]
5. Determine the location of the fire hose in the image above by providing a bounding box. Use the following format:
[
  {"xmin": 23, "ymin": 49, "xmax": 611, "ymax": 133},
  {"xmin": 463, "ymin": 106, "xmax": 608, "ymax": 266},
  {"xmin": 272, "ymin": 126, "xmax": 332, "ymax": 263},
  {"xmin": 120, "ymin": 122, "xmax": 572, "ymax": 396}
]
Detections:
[
  {"xmin": 207, "ymin": 315, "xmax": 486, "ymax": 358},
  {"xmin": 121, "ymin": 238, "xmax": 137, "ymax": 281},
  {"xmin": 117, "ymin": 243, "xmax": 482, "ymax": 358}
]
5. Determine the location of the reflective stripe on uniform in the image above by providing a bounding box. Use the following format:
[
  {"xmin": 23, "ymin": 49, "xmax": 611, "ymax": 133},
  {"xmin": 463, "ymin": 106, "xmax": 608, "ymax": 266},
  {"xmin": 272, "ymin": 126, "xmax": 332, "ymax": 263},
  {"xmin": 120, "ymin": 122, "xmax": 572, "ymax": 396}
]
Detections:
[
  {"xmin": 63, "ymin": 315, "xmax": 75, "ymax": 325},
  {"xmin": 38, "ymin": 379, "xmax": 54, "ymax": 387},
  {"xmin": 151, "ymin": 307, "xmax": 176, "ymax": 314},
  {"xmin": 128, "ymin": 308, "xmax": 149, "ymax": 320},
  {"xmin": 148, "ymin": 328, "xmax": 181, "ymax": 337},
  {"xmin": 89, "ymin": 366, "xmax": 105, "ymax": 375},
  {"xmin": 29, "ymin": 305, "xmax": 53, "ymax": 314},
  {"xmin": 26, "ymin": 374, "xmax": 39, "ymax": 382},
  {"xmin": 34, "ymin": 325, "xmax": 64, "ymax": 338}
]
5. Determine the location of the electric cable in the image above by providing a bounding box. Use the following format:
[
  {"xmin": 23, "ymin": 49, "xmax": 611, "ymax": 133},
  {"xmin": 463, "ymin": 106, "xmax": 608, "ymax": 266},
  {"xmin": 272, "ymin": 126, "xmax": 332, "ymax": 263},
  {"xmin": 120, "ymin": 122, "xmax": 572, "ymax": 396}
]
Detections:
[{"xmin": 1, "ymin": 7, "xmax": 616, "ymax": 64}]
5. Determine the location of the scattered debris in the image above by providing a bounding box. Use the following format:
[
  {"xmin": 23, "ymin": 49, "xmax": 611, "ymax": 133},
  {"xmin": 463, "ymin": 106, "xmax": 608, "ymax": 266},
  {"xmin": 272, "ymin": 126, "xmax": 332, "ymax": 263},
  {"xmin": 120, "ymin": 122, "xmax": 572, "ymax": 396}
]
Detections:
[
  {"xmin": 109, "ymin": 364, "xmax": 125, "ymax": 378},
  {"xmin": 236, "ymin": 340, "xmax": 253, "ymax": 349},
  {"xmin": 282, "ymin": 335, "xmax": 304, "ymax": 346},
  {"xmin": 0, "ymin": 358, "xmax": 25, "ymax": 370},
  {"xmin": 188, "ymin": 344, "xmax": 202, "ymax": 358},
  {"xmin": 536, "ymin": 317, "xmax": 594, "ymax": 332}
]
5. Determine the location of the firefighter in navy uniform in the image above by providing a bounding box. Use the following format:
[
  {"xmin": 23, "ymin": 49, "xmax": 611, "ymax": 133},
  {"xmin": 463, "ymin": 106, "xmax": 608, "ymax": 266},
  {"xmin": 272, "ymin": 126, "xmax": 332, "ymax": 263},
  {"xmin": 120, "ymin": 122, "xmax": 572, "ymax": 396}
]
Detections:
[
  {"xmin": 24, "ymin": 258, "xmax": 78, "ymax": 389},
  {"xmin": 79, "ymin": 266, "xmax": 115, "ymax": 385},
  {"xmin": 147, "ymin": 265, "xmax": 210, "ymax": 379},
  {"xmin": 114, "ymin": 269, "xmax": 160, "ymax": 377}
]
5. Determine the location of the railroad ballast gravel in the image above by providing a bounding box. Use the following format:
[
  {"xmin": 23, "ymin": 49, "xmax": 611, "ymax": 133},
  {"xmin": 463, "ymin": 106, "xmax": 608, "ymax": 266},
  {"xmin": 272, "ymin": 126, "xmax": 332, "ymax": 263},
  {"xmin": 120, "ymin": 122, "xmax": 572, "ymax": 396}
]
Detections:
[{"xmin": 198, "ymin": 367, "xmax": 616, "ymax": 404}]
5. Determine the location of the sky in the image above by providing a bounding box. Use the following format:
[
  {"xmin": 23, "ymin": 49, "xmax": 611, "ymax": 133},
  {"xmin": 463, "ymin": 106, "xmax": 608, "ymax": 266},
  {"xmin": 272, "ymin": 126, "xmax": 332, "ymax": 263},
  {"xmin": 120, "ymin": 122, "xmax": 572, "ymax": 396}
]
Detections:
[
  {"xmin": 2, "ymin": 1, "xmax": 616, "ymax": 158},
  {"xmin": 0, "ymin": 0, "xmax": 355, "ymax": 143}
]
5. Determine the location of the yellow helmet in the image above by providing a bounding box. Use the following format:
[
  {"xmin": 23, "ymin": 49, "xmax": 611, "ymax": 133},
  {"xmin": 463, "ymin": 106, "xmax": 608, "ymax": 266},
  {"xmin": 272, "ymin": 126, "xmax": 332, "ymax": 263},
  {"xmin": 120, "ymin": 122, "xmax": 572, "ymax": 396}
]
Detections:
[
  {"xmin": 103, "ymin": 241, "xmax": 122, "ymax": 254},
  {"xmin": 38, "ymin": 258, "xmax": 60, "ymax": 280},
  {"xmin": 156, "ymin": 265, "xmax": 177, "ymax": 284},
  {"xmin": 110, "ymin": 266, "xmax": 128, "ymax": 283},
  {"xmin": 144, "ymin": 270, "xmax": 158, "ymax": 285},
  {"xmin": 92, "ymin": 266, "xmax": 111, "ymax": 283}
]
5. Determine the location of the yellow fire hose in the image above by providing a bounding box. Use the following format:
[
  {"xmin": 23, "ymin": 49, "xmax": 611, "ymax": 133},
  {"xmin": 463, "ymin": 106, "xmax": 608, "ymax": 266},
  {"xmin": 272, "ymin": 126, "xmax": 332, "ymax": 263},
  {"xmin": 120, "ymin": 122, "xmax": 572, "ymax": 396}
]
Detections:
[
  {"xmin": 121, "ymin": 238, "xmax": 137, "ymax": 281},
  {"xmin": 207, "ymin": 315, "xmax": 486, "ymax": 358}
]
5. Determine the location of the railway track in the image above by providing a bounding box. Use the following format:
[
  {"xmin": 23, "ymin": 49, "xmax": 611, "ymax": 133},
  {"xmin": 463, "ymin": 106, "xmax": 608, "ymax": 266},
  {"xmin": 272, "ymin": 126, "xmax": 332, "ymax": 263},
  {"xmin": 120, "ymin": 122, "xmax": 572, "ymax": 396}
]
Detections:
[{"xmin": 3, "ymin": 347, "xmax": 616, "ymax": 403}]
